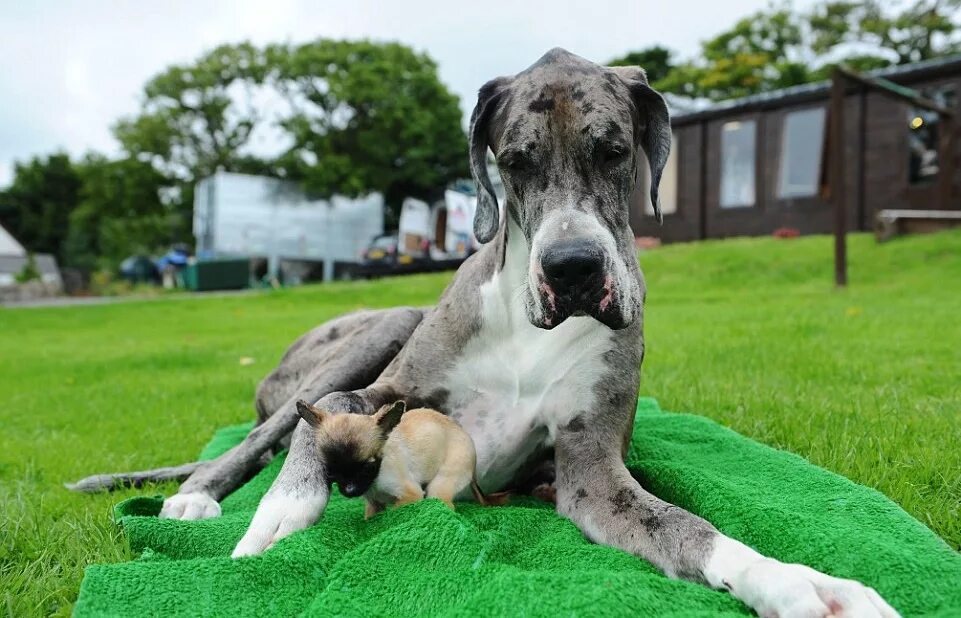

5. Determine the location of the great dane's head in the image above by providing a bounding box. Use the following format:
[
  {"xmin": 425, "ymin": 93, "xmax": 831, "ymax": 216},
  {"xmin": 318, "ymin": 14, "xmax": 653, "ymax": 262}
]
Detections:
[{"xmin": 469, "ymin": 47, "xmax": 670, "ymax": 330}]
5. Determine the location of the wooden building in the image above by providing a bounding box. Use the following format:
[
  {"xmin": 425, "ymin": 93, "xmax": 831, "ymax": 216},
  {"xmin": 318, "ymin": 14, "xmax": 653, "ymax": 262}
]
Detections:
[{"xmin": 630, "ymin": 55, "xmax": 961, "ymax": 242}]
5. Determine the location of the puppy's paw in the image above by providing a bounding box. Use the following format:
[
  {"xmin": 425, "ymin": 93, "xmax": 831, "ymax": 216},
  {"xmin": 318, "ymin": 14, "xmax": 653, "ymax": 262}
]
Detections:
[{"xmin": 159, "ymin": 492, "xmax": 222, "ymax": 520}]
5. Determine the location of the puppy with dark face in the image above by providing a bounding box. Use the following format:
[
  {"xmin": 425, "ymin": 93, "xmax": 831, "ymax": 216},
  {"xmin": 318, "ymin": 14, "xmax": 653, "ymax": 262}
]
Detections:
[
  {"xmin": 296, "ymin": 400, "xmax": 505, "ymax": 518},
  {"xmin": 295, "ymin": 400, "xmax": 402, "ymax": 499}
]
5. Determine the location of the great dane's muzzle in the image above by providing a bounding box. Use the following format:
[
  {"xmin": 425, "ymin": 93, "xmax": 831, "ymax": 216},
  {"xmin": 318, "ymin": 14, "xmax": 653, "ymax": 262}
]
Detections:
[{"xmin": 537, "ymin": 238, "xmax": 620, "ymax": 329}]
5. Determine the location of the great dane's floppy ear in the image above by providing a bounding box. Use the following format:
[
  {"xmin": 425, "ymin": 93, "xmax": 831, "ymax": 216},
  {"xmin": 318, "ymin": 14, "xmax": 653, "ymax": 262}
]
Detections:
[
  {"xmin": 374, "ymin": 400, "xmax": 407, "ymax": 434},
  {"xmin": 609, "ymin": 66, "xmax": 671, "ymax": 224},
  {"xmin": 469, "ymin": 77, "xmax": 511, "ymax": 243},
  {"xmin": 296, "ymin": 400, "xmax": 327, "ymax": 428}
]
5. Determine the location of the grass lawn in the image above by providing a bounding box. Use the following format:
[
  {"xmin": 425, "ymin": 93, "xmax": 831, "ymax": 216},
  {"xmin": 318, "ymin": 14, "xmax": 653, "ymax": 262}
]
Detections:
[{"xmin": 2, "ymin": 230, "xmax": 959, "ymax": 616}]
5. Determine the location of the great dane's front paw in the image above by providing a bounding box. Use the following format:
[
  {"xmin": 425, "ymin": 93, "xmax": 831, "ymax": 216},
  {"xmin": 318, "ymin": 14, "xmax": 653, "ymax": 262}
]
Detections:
[
  {"xmin": 231, "ymin": 492, "xmax": 327, "ymax": 558},
  {"xmin": 731, "ymin": 560, "xmax": 899, "ymax": 618},
  {"xmin": 159, "ymin": 492, "xmax": 221, "ymax": 520},
  {"xmin": 707, "ymin": 537, "xmax": 899, "ymax": 618}
]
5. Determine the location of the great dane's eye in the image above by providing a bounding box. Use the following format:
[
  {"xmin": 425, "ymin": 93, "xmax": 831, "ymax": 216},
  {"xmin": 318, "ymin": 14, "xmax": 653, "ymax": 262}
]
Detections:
[
  {"xmin": 600, "ymin": 145, "xmax": 629, "ymax": 167},
  {"xmin": 498, "ymin": 152, "xmax": 533, "ymax": 175}
]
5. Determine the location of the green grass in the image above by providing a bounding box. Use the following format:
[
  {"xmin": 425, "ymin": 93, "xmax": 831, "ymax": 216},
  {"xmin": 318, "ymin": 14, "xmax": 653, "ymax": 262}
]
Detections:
[{"xmin": 2, "ymin": 230, "xmax": 959, "ymax": 616}]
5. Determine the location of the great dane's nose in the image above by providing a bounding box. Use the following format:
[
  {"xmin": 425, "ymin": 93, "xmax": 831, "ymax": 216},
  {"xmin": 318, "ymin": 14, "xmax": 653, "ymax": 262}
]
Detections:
[{"xmin": 541, "ymin": 239, "xmax": 604, "ymax": 294}]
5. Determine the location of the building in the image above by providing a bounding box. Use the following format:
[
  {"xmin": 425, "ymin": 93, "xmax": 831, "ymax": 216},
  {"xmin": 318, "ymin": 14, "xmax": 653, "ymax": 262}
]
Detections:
[
  {"xmin": 193, "ymin": 171, "xmax": 384, "ymax": 281},
  {"xmin": 629, "ymin": 55, "xmax": 961, "ymax": 242},
  {"xmin": 0, "ymin": 223, "xmax": 62, "ymax": 302}
]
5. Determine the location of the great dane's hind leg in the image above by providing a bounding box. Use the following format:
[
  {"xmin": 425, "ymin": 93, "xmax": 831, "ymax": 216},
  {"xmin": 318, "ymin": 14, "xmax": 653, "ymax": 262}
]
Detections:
[
  {"xmin": 554, "ymin": 421, "xmax": 900, "ymax": 618},
  {"xmin": 140, "ymin": 307, "xmax": 421, "ymax": 522}
]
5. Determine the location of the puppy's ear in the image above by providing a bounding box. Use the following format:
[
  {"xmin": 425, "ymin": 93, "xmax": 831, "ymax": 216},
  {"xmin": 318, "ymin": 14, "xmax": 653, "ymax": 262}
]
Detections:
[
  {"xmin": 469, "ymin": 76, "xmax": 512, "ymax": 244},
  {"xmin": 296, "ymin": 400, "xmax": 327, "ymax": 428},
  {"xmin": 374, "ymin": 400, "xmax": 407, "ymax": 434},
  {"xmin": 608, "ymin": 65, "xmax": 671, "ymax": 224}
]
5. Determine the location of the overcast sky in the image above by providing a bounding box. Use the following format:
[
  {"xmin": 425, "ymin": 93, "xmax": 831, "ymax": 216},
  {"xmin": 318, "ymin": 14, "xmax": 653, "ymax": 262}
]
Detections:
[{"xmin": 0, "ymin": 0, "xmax": 820, "ymax": 187}]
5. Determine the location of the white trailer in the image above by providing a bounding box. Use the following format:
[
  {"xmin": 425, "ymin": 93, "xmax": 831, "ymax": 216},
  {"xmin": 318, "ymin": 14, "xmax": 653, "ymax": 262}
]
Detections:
[
  {"xmin": 193, "ymin": 171, "xmax": 384, "ymax": 281},
  {"xmin": 395, "ymin": 177, "xmax": 506, "ymax": 261},
  {"xmin": 397, "ymin": 197, "xmax": 432, "ymax": 257},
  {"xmin": 397, "ymin": 194, "xmax": 475, "ymax": 260},
  {"xmin": 440, "ymin": 189, "xmax": 477, "ymax": 258},
  {"xmin": 436, "ymin": 163, "xmax": 506, "ymax": 258}
]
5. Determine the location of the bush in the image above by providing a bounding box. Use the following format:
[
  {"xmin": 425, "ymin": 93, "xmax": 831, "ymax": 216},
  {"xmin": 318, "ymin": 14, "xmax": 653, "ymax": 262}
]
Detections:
[{"xmin": 14, "ymin": 254, "xmax": 41, "ymax": 283}]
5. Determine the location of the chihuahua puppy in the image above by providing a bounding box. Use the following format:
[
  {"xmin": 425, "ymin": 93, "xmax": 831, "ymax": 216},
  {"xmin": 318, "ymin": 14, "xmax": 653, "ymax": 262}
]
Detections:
[{"xmin": 296, "ymin": 399, "xmax": 506, "ymax": 518}]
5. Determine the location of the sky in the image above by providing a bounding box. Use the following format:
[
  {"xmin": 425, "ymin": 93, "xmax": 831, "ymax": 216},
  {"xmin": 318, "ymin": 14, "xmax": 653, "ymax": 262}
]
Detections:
[{"xmin": 0, "ymin": 0, "xmax": 820, "ymax": 187}]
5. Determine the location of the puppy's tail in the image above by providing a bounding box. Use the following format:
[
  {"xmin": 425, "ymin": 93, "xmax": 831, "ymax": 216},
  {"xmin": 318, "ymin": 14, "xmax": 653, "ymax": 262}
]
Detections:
[
  {"xmin": 470, "ymin": 478, "xmax": 510, "ymax": 507},
  {"xmin": 65, "ymin": 461, "xmax": 204, "ymax": 493}
]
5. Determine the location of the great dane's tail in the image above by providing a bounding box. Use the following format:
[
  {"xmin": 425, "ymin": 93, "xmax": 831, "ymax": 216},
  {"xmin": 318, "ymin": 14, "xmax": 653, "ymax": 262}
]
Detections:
[{"xmin": 66, "ymin": 461, "xmax": 204, "ymax": 493}]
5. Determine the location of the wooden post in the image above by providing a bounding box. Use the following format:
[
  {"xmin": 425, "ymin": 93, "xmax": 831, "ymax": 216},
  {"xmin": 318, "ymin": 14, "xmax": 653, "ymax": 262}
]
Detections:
[
  {"xmin": 939, "ymin": 115, "xmax": 955, "ymax": 210},
  {"xmin": 821, "ymin": 65, "xmax": 955, "ymax": 283},
  {"xmin": 830, "ymin": 69, "xmax": 848, "ymax": 287}
]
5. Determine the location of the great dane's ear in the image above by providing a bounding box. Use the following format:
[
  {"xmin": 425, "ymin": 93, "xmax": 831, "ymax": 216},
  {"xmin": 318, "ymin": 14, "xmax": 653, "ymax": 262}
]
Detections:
[
  {"xmin": 296, "ymin": 400, "xmax": 327, "ymax": 428},
  {"xmin": 469, "ymin": 77, "xmax": 511, "ymax": 244},
  {"xmin": 609, "ymin": 66, "xmax": 671, "ymax": 224},
  {"xmin": 374, "ymin": 400, "xmax": 407, "ymax": 434}
]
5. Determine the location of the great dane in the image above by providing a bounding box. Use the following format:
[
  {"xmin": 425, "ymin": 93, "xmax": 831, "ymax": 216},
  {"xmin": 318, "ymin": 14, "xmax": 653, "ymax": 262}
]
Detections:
[{"xmin": 73, "ymin": 49, "xmax": 897, "ymax": 617}]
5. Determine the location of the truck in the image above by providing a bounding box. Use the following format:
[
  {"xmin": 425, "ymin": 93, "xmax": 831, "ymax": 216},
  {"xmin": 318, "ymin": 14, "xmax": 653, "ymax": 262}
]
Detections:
[{"xmin": 193, "ymin": 171, "xmax": 384, "ymax": 282}]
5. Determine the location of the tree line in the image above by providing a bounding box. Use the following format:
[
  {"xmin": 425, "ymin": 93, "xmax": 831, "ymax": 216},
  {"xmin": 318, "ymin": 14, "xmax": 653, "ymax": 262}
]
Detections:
[
  {"xmin": 1, "ymin": 1, "xmax": 958, "ymax": 275},
  {"xmin": 0, "ymin": 40, "xmax": 468, "ymax": 273},
  {"xmin": 610, "ymin": 0, "xmax": 960, "ymax": 100}
]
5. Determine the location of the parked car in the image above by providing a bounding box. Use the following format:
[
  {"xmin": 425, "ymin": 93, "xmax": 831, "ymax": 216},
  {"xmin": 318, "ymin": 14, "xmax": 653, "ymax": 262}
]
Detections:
[
  {"xmin": 362, "ymin": 234, "xmax": 425, "ymax": 268},
  {"xmin": 119, "ymin": 255, "xmax": 160, "ymax": 285},
  {"xmin": 363, "ymin": 234, "xmax": 399, "ymax": 266}
]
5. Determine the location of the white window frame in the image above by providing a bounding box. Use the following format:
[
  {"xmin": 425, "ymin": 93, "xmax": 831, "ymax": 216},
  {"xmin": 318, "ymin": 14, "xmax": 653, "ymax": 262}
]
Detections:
[
  {"xmin": 719, "ymin": 120, "xmax": 757, "ymax": 209},
  {"xmin": 777, "ymin": 107, "xmax": 826, "ymax": 199}
]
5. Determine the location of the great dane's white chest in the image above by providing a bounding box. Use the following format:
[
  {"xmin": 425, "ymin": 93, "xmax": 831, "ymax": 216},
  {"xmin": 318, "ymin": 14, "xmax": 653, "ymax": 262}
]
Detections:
[{"xmin": 443, "ymin": 261, "xmax": 614, "ymax": 491}]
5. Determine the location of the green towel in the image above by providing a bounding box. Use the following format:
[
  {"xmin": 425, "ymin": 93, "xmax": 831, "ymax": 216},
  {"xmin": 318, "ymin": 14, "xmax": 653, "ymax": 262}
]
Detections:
[{"xmin": 75, "ymin": 399, "xmax": 961, "ymax": 617}]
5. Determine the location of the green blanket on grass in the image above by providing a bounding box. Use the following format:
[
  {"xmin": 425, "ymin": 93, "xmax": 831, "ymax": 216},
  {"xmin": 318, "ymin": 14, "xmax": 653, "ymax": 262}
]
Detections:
[{"xmin": 75, "ymin": 398, "xmax": 961, "ymax": 617}]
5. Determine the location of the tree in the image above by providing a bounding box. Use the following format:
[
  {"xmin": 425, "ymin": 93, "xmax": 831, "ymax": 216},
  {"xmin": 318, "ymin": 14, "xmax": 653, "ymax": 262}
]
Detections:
[
  {"xmin": 654, "ymin": 5, "xmax": 820, "ymax": 100},
  {"xmin": 269, "ymin": 40, "xmax": 468, "ymax": 219},
  {"xmin": 114, "ymin": 39, "xmax": 469, "ymax": 227},
  {"xmin": 114, "ymin": 42, "xmax": 268, "ymax": 183},
  {"xmin": 0, "ymin": 153, "xmax": 81, "ymax": 263},
  {"xmin": 607, "ymin": 46, "xmax": 675, "ymax": 84},
  {"xmin": 810, "ymin": 0, "xmax": 961, "ymax": 65},
  {"xmin": 0, "ymin": 152, "xmax": 176, "ymax": 272},
  {"xmin": 112, "ymin": 42, "xmax": 269, "ymax": 241},
  {"xmin": 621, "ymin": 0, "xmax": 960, "ymax": 102},
  {"xmin": 65, "ymin": 155, "xmax": 172, "ymax": 271}
]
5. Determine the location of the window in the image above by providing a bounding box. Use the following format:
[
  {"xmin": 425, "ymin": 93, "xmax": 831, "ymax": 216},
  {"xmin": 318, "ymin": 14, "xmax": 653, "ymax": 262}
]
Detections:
[
  {"xmin": 644, "ymin": 132, "xmax": 678, "ymax": 216},
  {"xmin": 909, "ymin": 87, "xmax": 957, "ymax": 184},
  {"xmin": 778, "ymin": 108, "xmax": 826, "ymax": 198},
  {"xmin": 720, "ymin": 120, "xmax": 756, "ymax": 208}
]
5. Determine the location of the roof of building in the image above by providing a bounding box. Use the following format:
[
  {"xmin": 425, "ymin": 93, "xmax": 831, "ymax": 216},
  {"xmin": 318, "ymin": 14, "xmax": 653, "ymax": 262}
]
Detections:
[
  {"xmin": 0, "ymin": 223, "xmax": 26, "ymax": 256},
  {"xmin": 672, "ymin": 53, "xmax": 961, "ymax": 125}
]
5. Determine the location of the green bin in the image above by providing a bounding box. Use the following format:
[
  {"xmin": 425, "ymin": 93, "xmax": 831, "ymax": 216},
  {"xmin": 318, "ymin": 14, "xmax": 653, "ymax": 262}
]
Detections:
[{"xmin": 182, "ymin": 259, "xmax": 250, "ymax": 292}]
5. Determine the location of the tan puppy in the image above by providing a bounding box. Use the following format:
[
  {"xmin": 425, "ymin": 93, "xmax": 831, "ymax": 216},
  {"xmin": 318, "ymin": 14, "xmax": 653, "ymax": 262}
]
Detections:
[{"xmin": 296, "ymin": 400, "xmax": 505, "ymax": 518}]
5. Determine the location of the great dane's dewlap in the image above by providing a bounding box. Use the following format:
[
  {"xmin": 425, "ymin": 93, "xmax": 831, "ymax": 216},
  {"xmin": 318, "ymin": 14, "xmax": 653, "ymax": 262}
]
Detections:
[{"xmin": 73, "ymin": 49, "xmax": 898, "ymax": 617}]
